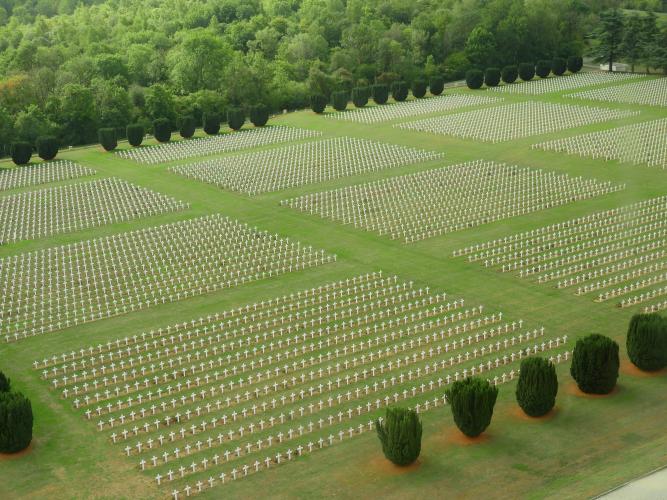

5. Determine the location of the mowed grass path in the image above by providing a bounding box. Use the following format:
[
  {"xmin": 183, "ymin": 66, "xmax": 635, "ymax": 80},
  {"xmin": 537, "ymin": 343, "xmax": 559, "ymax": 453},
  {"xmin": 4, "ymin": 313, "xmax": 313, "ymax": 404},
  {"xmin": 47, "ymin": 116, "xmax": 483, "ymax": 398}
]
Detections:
[{"xmin": 0, "ymin": 76, "xmax": 666, "ymax": 499}]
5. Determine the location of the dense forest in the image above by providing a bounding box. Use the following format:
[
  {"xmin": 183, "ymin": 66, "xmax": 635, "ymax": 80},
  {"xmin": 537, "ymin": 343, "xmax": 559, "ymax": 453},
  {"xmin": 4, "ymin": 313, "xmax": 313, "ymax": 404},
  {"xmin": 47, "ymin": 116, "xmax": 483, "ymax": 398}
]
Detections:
[{"xmin": 0, "ymin": 0, "xmax": 666, "ymax": 151}]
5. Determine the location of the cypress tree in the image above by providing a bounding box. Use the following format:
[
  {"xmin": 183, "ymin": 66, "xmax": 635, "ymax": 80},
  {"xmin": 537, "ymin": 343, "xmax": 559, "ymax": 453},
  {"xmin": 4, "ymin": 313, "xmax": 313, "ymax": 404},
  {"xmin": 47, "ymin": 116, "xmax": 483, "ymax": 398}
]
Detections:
[
  {"xmin": 518, "ymin": 63, "xmax": 535, "ymax": 81},
  {"xmin": 429, "ymin": 76, "xmax": 445, "ymax": 96},
  {"xmin": 203, "ymin": 113, "xmax": 221, "ymax": 135},
  {"xmin": 516, "ymin": 357, "xmax": 558, "ymax": 417},
  {"xmin": 372, "ymin": 84, "xmax": 389, "ymax": 104},
  {"xmin": 626, "ymin": 313, "xmax": 667, "ymax": 371},
  {"xmin": 0, "ymin": 391, "xmax": 33, "ymax": 453},
  {"xmin": 126, "ymin": 124, "xmax": 144, "ymax": 147},
  {"xmin": 391, "ymin": 81, "xmax": 409, "ymax": 102},
  {"xmin": 179, "ymin": 116, "xmax": 196, "ymax": 139},
  {"xmin": 10, "ymin": 142, "xmax": 32, "ymax": 165},
  {"xmin": 446, "ymin": 377, "xmax": 498, "ymax": 437},
  {"xmin": 570, "ymin": 334, "xmax": 619, "ymax": 394},
  {"xmin": 250, "ymin": 104, "xmax": 270, "ymax": 127},
  {"xmin": 535, "ymin": 60, "xmax": 551, "ymax": 78},
  {"xmin": 501, "ymin": 65, "xmax": 518, "ymax": 84},
  {"xmin": 98, "ymin": 128, "xmax": 117, "ymax": 151},
  {"xmin": 35, "ymin": 136, "xmax": 58, "ymax": 161},
  {"xmin": 465, "ymin": 69, "xmax": 484, "ymax": 89},
  {"xmin": 375, "ymin": 407, "xmax": 422, "ymax": 466},
  {"xmin": 552, "ymin": 57, "xmax": 567, "ymax": 76},
  {"xmin": 310, "ymin": 94, "xmax": 327, "ymax": 114},
  {"xmin": 567, "ymin": 56, "xmax": 584, "ymax": 73},
  {"xmin": 0, "ymin": 372, "xmax": 9, "ymax": 393},
  {"xmin": 411, "ymin": 78, "xmax": 428, "ymax": 99},
  {"xmin": 331, "ymin": 91, "xmax": 349, "ymax": 111},
  {"xmin": 227, "ymin": 108, "xmax": 245, "ymax": 131},
  {"xmin": 153, "ymin": 118, "xmax": 171, "ymax": 143},
  {"xmin": 484, "ymin": 67, "xmax": 501, "ymax": 87},
  {"xmin": 351, "ymin": 87, "xmax": 369, "ymax": 108}
]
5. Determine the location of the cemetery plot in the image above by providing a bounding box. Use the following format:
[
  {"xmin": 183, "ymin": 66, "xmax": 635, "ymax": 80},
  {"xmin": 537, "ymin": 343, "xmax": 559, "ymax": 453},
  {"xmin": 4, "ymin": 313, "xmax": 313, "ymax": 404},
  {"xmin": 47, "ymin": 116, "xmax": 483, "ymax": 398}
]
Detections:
[
  {"xmin": 0, "ymin": 178, "xmax": 188, "ymax": 245},
  {"xmin": 490, "ymin": 72, "xmax": 641, "ymax": 95},
  {"xmin": 170, "ymin": 137, "xmax": 443, "ymax": 196},
  {"xmin": 567, "ymin": 77, "xmax": 667, "ymax": 107},
  {"xmin": 0, "ymin": 160, "xmax": 95, "ymax": 192},
  {"xmin": 329, "ymin": 95, "xmax": 503, "ymax": 124},
  {"xmin": 33, "ymin": 272, "xmax": 570, "ymax": 498},
  {"xmin": 534, "ymin": 118, "xmax": 667, "ymax": 170},
  {"xmin": 281, "ymin": 160, "xmax": 625, "ymax": 243},
  {"xmin": 453, "ymin": 196, "xmax": 667, "ymax": 313},
  {"xmin": 1, "ymin": 214, "xmax": 335, "ymax": 342},
  {"xmin": 116, "ymin": 126, "xmax": 321, "ymax": 165},
  {"xmin": 396, "ymin": 101, "xmax": 638, "ymax": 143}
]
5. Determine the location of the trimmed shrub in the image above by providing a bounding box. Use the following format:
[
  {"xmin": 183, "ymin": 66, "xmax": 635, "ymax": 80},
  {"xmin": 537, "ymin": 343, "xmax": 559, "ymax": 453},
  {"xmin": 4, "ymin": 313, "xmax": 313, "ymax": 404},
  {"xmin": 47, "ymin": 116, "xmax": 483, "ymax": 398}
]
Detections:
[
  {"xmin": 567, "ymin": 56, "xmax": 583, "ymax": 73},
  {"xmin": 518, "ymin": 62, "xmax": 535, "ymax": 81},
  {"xmin": 153, "ymin": 118, "xmax": 171, "ymax": 143},
  {"xmin": 203, "ymin": 113, "xmax": 221, "ymax": 135},
  {"xmin": 484, "ymin": 67, "xmax": 501, "ymax": 87},
  {"xmin": 429, "ymin": 76, "xmax": 445, "ymax": 96},
  {"xmin": 250, "ymin": 104, "xmax": 270, "ymax": 127},
  {"xmin": 516, "ymin": 357, "xmax": 558, "ymax": 417},
  {"xmin": 35, "ymin": 136, "xmax": 58, "ymax": 161},
  {"xmin": 446, "ymin": 377, "xmax": 498, "ymax": 437},
  {"xmin": 411, "ymin": 78, "xmax": 428, "ymax": 98},
  {"xmin": 351, "ymin": 87, "xmax": 369, "ymax": 108},
  {"xmin": 391, "ymin": 81, "xmax": 409, "ymax": 102},
  {"xmin": 375, "ymin": 407, "xmax": 422, "ymax": 466},
  {"xmin": 179, "ymin": 116, "xmax": 196, "ymax": 139},
  {"xmin": 98, "ymin": 128, "xmax": 117, "ymax": 151},
  {"xmin": 331, "ymin": 91, "xmax": 348, "ymax": 111},
  {"xmin": 126, "ymin": 124, "xmax": 144, "ymax": 147},
  {"xmin": 536, "ymin": 60, "xmax": 551, "ymax": 78},
  {"xmin": 0, "ymin": 391, "xmax": 33, "ymax": 453},
  {"xmin": 552, "ymin": 57, "xmax": 567, "ymax": 76},
  {"xmin": 0, "ymin": 372, "xmax": 9, "ymax": 393},
  {"xmin": 310, "ymin": 94, "xmax": 327, "ymax": 114},
  {"xmin": 10, "ymin": 142, "xmax": 32, "ymax": 165},
  {"xmin": 501, "ymin": 65, "xmax": 518, "ymax": 84},
  {"xmin": 626, "ymin": 313, "xmax": 667, "ymax": 371},
  {"xmin": 372, "ymin": 84, "xmax": 389, "ymax": 104},
  {"xmin": 465, "ymin": 69, "xmax": 484, "ymax": 89},
  {"xmin": 570, "ymin": 334, "xmax": 619, "ymax": 394},
  {"xmin": 227, "ymin": 108, "xmax": 245, "ymax": 131}
]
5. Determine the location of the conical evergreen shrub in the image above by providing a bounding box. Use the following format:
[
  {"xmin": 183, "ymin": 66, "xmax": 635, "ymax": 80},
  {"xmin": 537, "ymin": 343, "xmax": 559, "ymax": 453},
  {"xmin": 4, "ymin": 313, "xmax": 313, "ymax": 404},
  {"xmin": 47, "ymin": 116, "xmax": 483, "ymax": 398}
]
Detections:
[
  {"xmin": 446, "ymin": 377, "xmax": 498, "ymax": 437},
  {"xmin": 627, "ymin": 313, "xmax": 667, "ymax": 371},
  {"xmin": 372, "ymin": 84, "xmax": 389, "ymax": 104},
  {"xmin": 375, "ymin": 407, "xmax": 422, "ymax": 466},
  {"xmin": 429, "ymin": 76, "xmax": 445, "ymax": 96},
  {"xmin": 516, "ymin": 357, "xmax": 558, "ymax": 417},
  {"xmin": 570, "ymin": 334, "xmax": 619, "ymax": 394},
  {"xmin": 0, "ymin": 391, "xmax": 33, "ymax": 453},
  {"xmin": 126, "ymin": 124, "xmax": 144, "ymax": 147},
  {"xmin": 310, "ymin": 94, "xmax": 327, "ymax": 114}
]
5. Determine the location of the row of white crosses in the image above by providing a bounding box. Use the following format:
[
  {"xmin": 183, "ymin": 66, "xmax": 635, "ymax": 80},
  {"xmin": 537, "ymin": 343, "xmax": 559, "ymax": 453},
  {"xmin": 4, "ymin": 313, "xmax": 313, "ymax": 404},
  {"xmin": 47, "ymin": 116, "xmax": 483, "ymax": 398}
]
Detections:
[
  {"xmin": 0, "ymin": 160, "xmax": 95, "ymax": 192},
  {"xmin": 567, "ymin": 77, "xmax": 667, "ymax": 108},
  {"xmin": 0, "ymin": 177, "xmax": 188, "ymax": 245},
  {"xmin": 396, "ymin": 101, "xmax": 639, "ymax": 143},
  {"xmin": 453, "ymin": 195, "xmax": 667, "ymax": 309},
  {"xmin": 281, "ymin": 160, "xmax": 624, "ymax": 243},
  {"xmin": 534, "ymin": 118, "xmax": 667, "ymax": 170},
  {"xmin": 643, "ymin": 299, "xmax": 667, "ymax": 313},
  {"xmin": 490, "ymin": 71, "xmax": 641, "ymax": 95},
  {"xmin": 116, "ymin": 126, "xmax": 321, "ymax": 165},
  {"xmin": 2, "ymin": 214, "xmax": 335, "ymax": 342},
  {"xmin": 329, "ymin": 95, "xmax": 503, "ymax": 124},
  {"xmin": 170, "ymin": 137, "xmax": 443, "ymax": 196}
]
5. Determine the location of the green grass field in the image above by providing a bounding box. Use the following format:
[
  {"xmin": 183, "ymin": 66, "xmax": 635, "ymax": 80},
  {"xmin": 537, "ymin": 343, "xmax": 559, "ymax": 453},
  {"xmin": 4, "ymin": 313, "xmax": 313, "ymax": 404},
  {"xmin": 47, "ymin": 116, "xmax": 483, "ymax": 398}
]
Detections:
[{"xmin": 1, "ymin": 75, "xmax": 666, "ymax": 499}]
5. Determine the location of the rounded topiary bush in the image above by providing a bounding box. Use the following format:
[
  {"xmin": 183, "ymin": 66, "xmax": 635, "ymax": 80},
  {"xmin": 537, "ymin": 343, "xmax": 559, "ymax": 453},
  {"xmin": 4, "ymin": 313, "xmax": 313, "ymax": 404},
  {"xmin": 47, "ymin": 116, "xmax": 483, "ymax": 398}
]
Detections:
[
  {"xmin": 536, "ymin": 60, "xmax": 551, "ymax": 78},
  {"xmin": 518, "ymin": 62, "xmax": 535, "ymax": 81},
  {"xmin": 310, "ymin": 94, "xmax": 327, "ymax": 114},
  {"xmin": 484, "ymin": 67, "xmax": 501, "ymax": 87},
  {"xmin": 153, "ymin": 118, "xmax": 171, "ymax": 143},
  {"xmin": 516, "ymin": 357, "xmax": 558, "ymax": 417},
  {"xmin": 391, "ymin": 81, "xmax": 409, "ymax": 102},
  {"xmin": 501, "ymin": 65, "xmax": 518, "ymax": 84},
  {"xmin": 126, "ymin": 124, "xmax": 144, "ymax": 147},
  {"xmin": 626, "ymin": 313, "xmax": 667, "ymax": 372},
  {"xmin": 446, "ymin": 377, "xmax": 498, "ymax": 437},
  {"xmin": 567, "ymin": 56, "xmax": 583, "ymax": 73},
  {"xmin": 10, "ymin": 142, "xmax": 32, "ymax": 165},
  {"xmin": 179, "ymin": 115, "xmax": 196, "ymax": 139},
  {"xmin": 411, "ymin": 78, "xmax": 427, "ymax": 99},
  {"xmin": 552, "ymin": 57, "xmax": 567, "ymax": 76},
  {"xmin": 250, "ymin": 104, "xmax": 270, "ymax": 127},
  {"xmin": 331, "ymin": 91, "xmax": 348, "ymax": 111},
  {"xmin": 570, "ymin": 334, "xmax": 619, "ymax": 394},
  {"xmin": 372, "ymin": 84, "xmax": 389, "ymax": 104},
  {"xmin": 0, "ymin": 391, "xmax": 33, "ymax": 454},
  {"xmin": 227, "ymin": 108, "xmax": 245, "ymax": 131},
  {"xmin": 98, "ymin": 128, "xmax": 117, "ymax": 151},
  {"xmin": 429, "ymin": 76, "xmax": 445, "ymax": 96},
  {"xmin": 351, "ymin": 87, "xmax": 369, "ymax": 108},
  {"xmin": 203, "ymin": 113, "xmax": 221, "ymax": 135},
  {"xmin": 465, "ymin": 69, "xmax": 484, "ymax": 89},
  {"xmin": 375, "ymin": 407, "xmax": 422, "ymax": 466},
  {"xmin": 35, "ymin": 136, "xmax": 58, "ymax": 161}
]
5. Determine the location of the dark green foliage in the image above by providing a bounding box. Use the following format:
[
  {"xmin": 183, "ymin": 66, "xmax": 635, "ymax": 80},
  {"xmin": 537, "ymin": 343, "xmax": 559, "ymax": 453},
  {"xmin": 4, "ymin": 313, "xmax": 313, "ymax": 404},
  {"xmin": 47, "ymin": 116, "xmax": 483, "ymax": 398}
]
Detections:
[
  {"xmin": 310, "ymin": 94, "xmax": 327, "ymax": 114},
  {"xmin": 375, "ymin": 407, "xmax": 422, "ymax": 466},
  {"xmin": 535, "ymin": 60, "xmax": 551, "ymax": 78},
  {"xmin": 465, "ymin": 69, "xmax": 484, "ymax": 89},
  {"xmin": 331, "ymin": 91, "xmax": 349, "ymax": 111},
  {"xmin": 391, "ymin": 81, "xmax": 408, "ymax": 102},
  {"xmin": 446, "ymin": 377, "xmax": 498, "ymax": 437},
  {"xmin": 570, "ymin": 334, "xmax": 619, "ymax": 395},
  {"xmin": 126, "ymin": 124, "xmax": 144, "ymax": 147},
  {"xmin": 349, "ymin": 87, "xmax": 367, "ymax": 108},
  {"xmin": 0, "ymin": 391, "xmax": 33, "ymax": 454},
  {"xmin": 227, "ymin": 108, "xmax": 245, "ymax": 131},
  {"xmin": 35, "ymin": 136, "xmax": 58, "ymax": 161},
  {"xmin": 516, "ymin": 357, "xmax": 558, "ymax": 417},
  {"xmin": 98, "ymin": 128, "xmax": 117, "ymax": 151},
  {"xmin": 203, "ymin": 113, "xmax": 221, "ymax": 135},
  {"xmin": 250, "ymin": 104, "xmax": 270, "ymax": 127},
  {"xmin": 567, "ymin": 56, "xmax": 583, "ymax": 73},
  {"xmin": 372, "ymin": 84, "xmax": 389, "ymax": 104},
  {"xmin": 626, "ymin": 314, "xmax": 667, "ymax": 372},
  {"xmin": 518, "ymin": 62, "xmax": 535, "ymax": 81},
  {"xmin": 552, "ymin": 57, "xmax": 567, "ymax": 76},
  {"xmin": 153, "ymin": 118, "xmax": 171, "ymax": 142},
  {"xmin": 11, "ymin": 142, "xmax": 32, "ymax": 165},
  {"xmin": 484, "ymin": 67, "xmax": 501, "ymax": 87},
  {"xmin": 179, "ymin": 116, "xmax": 196, "ymax": 138},
  {"xmin": 0, "ymin": 372, "xmax": 9, "ymax": 393},
  {"xmin": 501, "ymin": 65, "xmax": 518, "ymax": 84},
  {"xmin": 411, "ymin": 79, "xmax": 428, "ymax": 98},
  {"xmin": 429, "ymin": 76, "xmax": 445, "ymax": 96}
]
